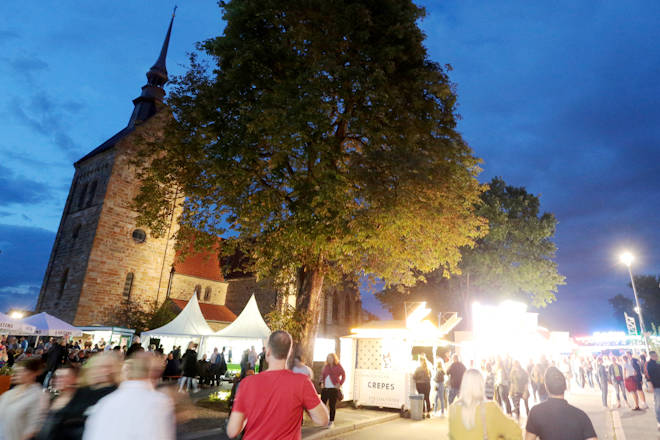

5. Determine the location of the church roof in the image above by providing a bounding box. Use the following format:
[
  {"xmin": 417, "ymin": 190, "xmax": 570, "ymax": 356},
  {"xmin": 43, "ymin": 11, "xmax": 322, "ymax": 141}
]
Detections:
[
  {"xmin": 171, "ymin": 299, "xmax": 236, "ymax": 323},
  {"xmin": 174, "ymin": 242, "xmax": 224, "ymax": 282},
  {"xmin": 75, "ymin": 126, "xmax": 135, "ymax": 166}
]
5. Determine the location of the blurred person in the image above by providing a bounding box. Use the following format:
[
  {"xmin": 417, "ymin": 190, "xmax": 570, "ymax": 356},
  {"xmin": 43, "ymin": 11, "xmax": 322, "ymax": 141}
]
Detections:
[
  {"xmin": 178, "ymin": 342, "xmax": 199, "ymax": 392},
  {"xmin": 0, "ymin": 345, "xmax": 8, "ymax": 367},
  {"xmin": 240, "ymin": 349, "xmax": 250, "ymax": 377},
  {"xmin": 413, "ymin": 355, "xmax": 432, "ymax": 418},
  {"xmin": 198, "ymin": 354, "xmax": 211, "ymax": 385},
  {"xmin": 608, "ymin": 356, "xmax": 627, "ymax": 408},
  {"xmin": 292, "ymin": 355, "xmax": 313, "ymax": 380},
  {"xmin": 125, "ymin": 336, "xmax": 143, "ymax": 357},
  {"xmin": 585, "ymin": 357, "xmax": 594, "ymax": 388},
  {"xmin": 597, "ymin": 357, "xmax": 609, "ymax": 408},
  {"xmin": 0, "ymin": 358, "xmax": 49, "ymax": 440},
  {"xmin": 43, "ymin": 339, "xmax": 67, "ymax": 388},
  {"xmin": 622, "ymin": 354, "xmax": 641, "ymax": 410},
  {"xmin": 525, "ymin": 366, "xmax": 597, "ymax": 440},
  {"xmin": 496, "ymin": 359, "xmax": 512, "ymax": 415},
  {"xmin": 226, "ymin": 330, "xmax": 328, "ymax": 439},
  {"xmin": 209, "ymin": 347, "xmax": 220, "ymax": 364},
  {"xmin": 15, "ymin": 347, "xmax": 34, "ymax": 362},
  {"xmin": 484, "ymin": 362, "xmax": 495, "ymax": 401},
  {"xmin": 248, "ymin": 345, "xmax": 258, "ymax": 370},
  {"xmin": 228, "ymin": 347, "xmax": 233, "ymax": 363},
  {"xmin": 19, "ymin": 336, "xmax": 28, "ymax": 351},
  {"xmin": 628, "ymin": 351, "xmax": 647, "ymax": 409},
  {"xmin": 645, "ymin": 351, "xmax": 660, "ymax": 429},
  {"xmin": 448, "ymin": 368, "xmax": 521, "ymax": 439},
  {"xmin": 83, "ymin": 353, "xmax": 175, "ymax": 440},
  {"xmin": 320, "ymin": 352, "xmax": 346, "ymax": 428},
  {"xmin": 163, "ymin": 352, "xmax": 181, "ymax": 380},
  {"xmin": 35, "ymin": 365, "xmax": 80, "ymax": 440},
  {"xmin": 434, "ymin": 360, "xmax": 447, "ymax": 415},
  {"xmin": 510, "ymin": 360, "xmax": 530, "ymax": 419},
  {"xmin": 258, "ymin": 346, "xmax": 267, "ymax": 373},
  {"xmin": 447, "ymin": 354, "xmax": 466, "ymax": 405},
  {"xmin": 531, "ymin": 357, "xmax": 549, "ymax": 403}
]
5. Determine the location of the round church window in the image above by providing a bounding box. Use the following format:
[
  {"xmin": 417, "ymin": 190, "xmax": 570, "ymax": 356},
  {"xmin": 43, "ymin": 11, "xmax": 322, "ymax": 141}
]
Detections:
[{"xmin": 132, "ymin": 229, "xmax": 147, "ymax": 243}]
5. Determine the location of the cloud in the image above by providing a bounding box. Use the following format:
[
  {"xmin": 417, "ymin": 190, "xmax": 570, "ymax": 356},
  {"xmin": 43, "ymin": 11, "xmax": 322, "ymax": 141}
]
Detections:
[
  {"xmin": 0, "ymin": 224, "xmax": 55, "ymax": 313},
  {"xmin": 0, "ymin": 164, "xmax": 51, "ymax": 205}
]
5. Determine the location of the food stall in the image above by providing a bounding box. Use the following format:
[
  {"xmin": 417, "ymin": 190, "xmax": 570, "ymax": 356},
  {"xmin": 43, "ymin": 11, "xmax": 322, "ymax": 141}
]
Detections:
[
  {"xmin": 340, "ymin": 302, "xmax": 459, "ymax": 411},
  {"xmin": 78, "ymin": 326, "xmax": 135, "ymax": 349}
]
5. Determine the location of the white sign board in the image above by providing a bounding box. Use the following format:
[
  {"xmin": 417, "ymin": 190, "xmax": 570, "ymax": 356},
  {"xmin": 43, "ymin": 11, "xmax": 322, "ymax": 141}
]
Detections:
[{"xmin": 354, "ymin": 369, "xmax": 412, "ymax": 409}]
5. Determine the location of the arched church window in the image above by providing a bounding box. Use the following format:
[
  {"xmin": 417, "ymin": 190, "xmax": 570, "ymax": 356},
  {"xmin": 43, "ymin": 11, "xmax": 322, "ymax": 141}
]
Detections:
[
  {"xmin": 122, "ymin": 272, "xmax": 134, "ymax": 301},
  {"xmin": 194, "ymin": 285, "xmax": 202, "ymax": 300},
  {"xmin": 58, "ymin": 269, "xmax": 69, "ymax": 299},
  {"xmin": 86, "ymin": 180, "xmax": 98, "ymax": 207},
  {"xmin": 78, "ymin": 183, "xmax": 88, "ymax": 208},
  {"xmin": 204, "ymin": 287, "xmax": 212, "ymax": 302}
]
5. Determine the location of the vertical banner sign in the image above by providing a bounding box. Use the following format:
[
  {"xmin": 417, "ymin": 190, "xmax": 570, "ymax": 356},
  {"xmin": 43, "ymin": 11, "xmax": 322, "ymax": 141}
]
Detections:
[{"xmin": 624, "ymin": 312, "xmax": 638, "ymax": 335}]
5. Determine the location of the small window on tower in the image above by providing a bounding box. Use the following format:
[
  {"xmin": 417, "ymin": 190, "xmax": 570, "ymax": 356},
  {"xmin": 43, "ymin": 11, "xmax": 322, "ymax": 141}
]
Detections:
[
  {"xmin": 194, "ymin": 285, "xmax": 202, "ymax": 300},
  {"xmin": 132, "ymin": 229, "xmax": 147, "ymax": 243},
  {"xmin": 122, "ymin": 272, "xmax": 134, "ymax": 301},
  {"xmin": 58, "ymin": 269, "xmax": 69, "ymax": 299},
  {"xmin": 204, "ymin": 287, "xmax": 212, "ymax": 302},
  {"xmin": 86, "ymin": 180, "xmax": 98, "ymax": 207}
]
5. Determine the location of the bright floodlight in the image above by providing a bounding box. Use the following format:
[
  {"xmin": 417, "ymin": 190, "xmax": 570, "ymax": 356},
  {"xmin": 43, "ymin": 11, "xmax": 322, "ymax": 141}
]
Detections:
[
  {"xmin": 9, "ymin": 311, "xmax": 24, "ymax": 320},
  {"xmin": 620, "ymin": 252, "xmax": 634, "ymax": 267}
]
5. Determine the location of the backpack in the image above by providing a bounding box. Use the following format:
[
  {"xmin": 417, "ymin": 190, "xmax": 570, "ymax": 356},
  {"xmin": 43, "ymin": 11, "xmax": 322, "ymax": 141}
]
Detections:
[{"xmin": 435, "ymin": 369, "xmax": 445, "ymax": 384}]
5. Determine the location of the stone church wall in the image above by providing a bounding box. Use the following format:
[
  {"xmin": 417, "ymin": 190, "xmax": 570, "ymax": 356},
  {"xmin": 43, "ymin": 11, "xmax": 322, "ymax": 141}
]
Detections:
[
  {"xmin": 224, "ymin": 277, "xmax": 279, "ymax": 317},
  {"xmin": 169, "ymin": 273, "xmax": 228, "ymax": 305}
]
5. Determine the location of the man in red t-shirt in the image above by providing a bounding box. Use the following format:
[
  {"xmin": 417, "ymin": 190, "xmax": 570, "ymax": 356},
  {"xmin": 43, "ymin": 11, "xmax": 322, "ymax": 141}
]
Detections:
[{"xmin": 226, "ymin": 331, "xmax": 329, "ymax": 439}]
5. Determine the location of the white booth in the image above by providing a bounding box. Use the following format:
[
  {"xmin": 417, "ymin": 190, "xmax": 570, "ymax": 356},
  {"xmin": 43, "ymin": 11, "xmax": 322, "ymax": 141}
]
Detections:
[
  {"xmin": 340, "ymin": 302, "xmax": 459, "ymax": 410},
  {"xmin": 141, "ymin": 295, "xmax": 215, "ymax": 355}
]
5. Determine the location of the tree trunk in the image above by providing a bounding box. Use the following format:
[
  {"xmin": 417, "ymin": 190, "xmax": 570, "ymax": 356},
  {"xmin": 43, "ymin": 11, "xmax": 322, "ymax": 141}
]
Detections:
[{"xmin": 295, "ymin": 266, "xmax": 325, "ymax": 366}]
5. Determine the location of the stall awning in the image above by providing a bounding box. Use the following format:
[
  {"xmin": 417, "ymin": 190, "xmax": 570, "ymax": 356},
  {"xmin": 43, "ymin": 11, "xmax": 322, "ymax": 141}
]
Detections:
[
  {"xmin": 21, "ymin": 313, "xmax": 82, "ymax": 337},
  {"xmin": 0, "ymin": 312, "xmax": 36, "ymax": 335}
]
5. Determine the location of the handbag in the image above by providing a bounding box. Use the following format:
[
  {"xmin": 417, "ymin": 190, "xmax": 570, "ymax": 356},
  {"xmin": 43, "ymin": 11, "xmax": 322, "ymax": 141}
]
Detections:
[{"xmin": 337, "ymin": 387, "xmax": 344, "ymax": 402}]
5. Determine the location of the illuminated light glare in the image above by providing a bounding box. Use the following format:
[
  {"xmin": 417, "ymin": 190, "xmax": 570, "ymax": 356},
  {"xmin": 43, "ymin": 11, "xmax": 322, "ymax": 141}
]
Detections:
[
  {"xmin": 405, "ymin": 302, "xmax": 431, "ymax": 328},
  {"xmin": 9, "ymin": 311, "xmax": 25, "ymax": 320},
  {"xmin": 619, "ymin": 252, "xmax": 634, "ymax": 267},
  {"xmin": 634, "ymin": 306, "xmax": 641, "ymax": 314}
]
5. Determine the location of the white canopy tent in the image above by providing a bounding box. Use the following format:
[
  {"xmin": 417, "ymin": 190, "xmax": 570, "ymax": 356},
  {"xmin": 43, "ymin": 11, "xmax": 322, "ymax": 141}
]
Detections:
[
  {"xmin": 21, "ymin": 313, "xmax": 82, "ymax": 337},
  {"xmin": 201, "ymin": 294, "xmax": 271, "ymax": 361},
  {"xmin": 141, "ymin": 294, "xmax": 215, "ymax": 355},
  {"xmin": 0, "ymin": 312, "xmax": 36, "ymax": 335}
]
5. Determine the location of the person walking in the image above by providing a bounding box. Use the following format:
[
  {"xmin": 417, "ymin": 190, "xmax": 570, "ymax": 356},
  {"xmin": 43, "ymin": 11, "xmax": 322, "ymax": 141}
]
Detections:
[
  {"xmin": 484, "ymin": 362, "xmax": 496, "ymax": 401},
  {"xmin": 597, "ymin": 356, "xmax": 609, "ymax": 408},
  {"xmin": 226, "ymin": 331, "xmax": 329, "ymax": 439},
  {"xmin": 0, "ymin": 358, "xmax": 49, "ymax": 440},
  {"xmin": 622, "ymin": 354, "xmax": 641, "ymax": 410},
  {"xmin": 531, "ymin": 359, "xmax": 549, "ymax": 403},
  {"xmin": 448, "ymin": 369, "xmax": 522, "ymax": 439},
  {"xmin": 35, "ymin": 365, "xmax": 80, "ymax": 440},
  {"xmin": 43, "ymin": 339, "xmax": 67, "ymax": 388},
  {"xmin": 413, "ymin": 355, "xmax": 432, "ymax": 419},
  {"xmin": 629, "ymin": 351, "xmax": 648, "ymax": 409},
  {"xmin": 608, "ymin": 356, "xmax": 628, "ymax": 408},
  {"xmin": 447, "ymin": 354, "xmax": 466, "ymax": 405},
  {"xmin": 434, "ymin": 360, "xmax": 447, "ymax": 415},
  {"xmin": 248, "ymin": 346, "xmax": 258, "ymax": 370},
  {"xmin": 645, "ymin": 351, "xmax": 660, "ymax": 430},
  {"xmin": 258, "ymin": 346, "xmax": 267, "ymax": 373},
  {"xmin": 83, "ymin": 354, "xmax": 176, "ymax": 440},
  {"xmin": 178, "ymin": 342, "xmax": 199, "ymax": 392},
  {"xmin": 496, "ymin": 359, "xmax": 512, "ymax": 415},
  {"xmin": 510, "ymin": 360, "xmax": 530, "ymax": 419},
  {"xmin": 525, "ymin": 367, "xmax": 597, "ymax": 440},
  {"xmin": 321, "ymin": 353, "xmax": 346, "ymax": 428}
]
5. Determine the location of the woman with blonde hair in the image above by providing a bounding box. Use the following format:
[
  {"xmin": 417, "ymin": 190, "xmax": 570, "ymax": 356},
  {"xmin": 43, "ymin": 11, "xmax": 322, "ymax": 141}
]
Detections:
[
  {"xmin": 320, "ymin": 353, "xmax": 345, "ymax": 428},
  {"xmin": 449, "ymin": 368, "xmax": 521, "ymax": 440}
]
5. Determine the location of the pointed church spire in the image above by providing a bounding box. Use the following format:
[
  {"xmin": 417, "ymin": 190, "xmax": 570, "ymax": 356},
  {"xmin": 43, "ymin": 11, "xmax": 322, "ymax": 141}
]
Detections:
[
  {"xmin": 128, "ymin": 7, "xmax": 177, "ymax": 127},
  {"xmin": 147, "ymin": 6, "xmax": 177, "ymax": 87}
]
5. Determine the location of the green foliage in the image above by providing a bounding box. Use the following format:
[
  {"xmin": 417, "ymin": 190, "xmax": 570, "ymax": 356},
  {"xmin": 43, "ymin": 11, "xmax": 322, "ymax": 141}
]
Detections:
[
  {"xmin": 265, "ymin": 306, "xmax": 311, "ymax": 344},
  {"xmin": 377, "ymin": 177, "xmax": 565, "ymax": 318},
  {"xmin": 0, "ymin": 364, "xmax": 13, "ymax": 376},
  {"xmin": 609, "ymin": 275, "xmax": 660, "ymax": 331},
  {"xmin": 108, "ymin": 299, "xmax": 178, "ymax": 334}
]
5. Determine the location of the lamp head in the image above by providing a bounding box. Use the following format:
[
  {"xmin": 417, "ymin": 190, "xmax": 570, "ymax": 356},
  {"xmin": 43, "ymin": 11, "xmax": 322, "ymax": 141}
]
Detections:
[{"xmin": 619, "ymin": 252, "xmax": 634, "ymax": 267}]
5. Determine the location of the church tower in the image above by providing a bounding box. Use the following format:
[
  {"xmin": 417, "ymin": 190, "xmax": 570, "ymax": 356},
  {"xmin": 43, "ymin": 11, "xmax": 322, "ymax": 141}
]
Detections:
[{"xmin": 36, "ymin": 12, "xmax": 181, "ymax": 325}]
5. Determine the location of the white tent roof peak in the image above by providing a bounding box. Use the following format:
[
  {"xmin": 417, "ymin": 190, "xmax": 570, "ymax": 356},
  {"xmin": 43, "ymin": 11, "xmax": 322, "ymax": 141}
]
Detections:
[
  {"xmin": 143, "ymin": 294, "xmax": 215, "ymax": 337},
  {"xmin": 21, "ymin": 312, "xmax": 81, "ymax": 337},
  {"xmin": 214, "ymin": 294, "xmax": 271, "ymax": 339}
]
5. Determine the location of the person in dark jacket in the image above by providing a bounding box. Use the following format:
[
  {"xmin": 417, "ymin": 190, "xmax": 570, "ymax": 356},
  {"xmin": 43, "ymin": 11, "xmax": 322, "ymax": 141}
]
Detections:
[
  {"xmin": 125, "ymin": 336, "xmax": 144, "ymax": 358},
  {"xmin": 178, "ymin": 342, "xmax": 199, "ymax": 392},
  {"xmin": 162, "ymin": 352, "xmax": 181, "ymax": 379},
  {"xmin": 43, "ymin": 339, "xmax": 67, "ymax": 388},
  {"xmin": 413, "ymin": 355, "xmax": 432, "ymax": 418},
  {"xmin": 258, "ymin": 346, "xmax": 267, "ymax": 373},
  {"xmin": 646, "ymin": 351, "xmax": 660, "ymax": 427}
]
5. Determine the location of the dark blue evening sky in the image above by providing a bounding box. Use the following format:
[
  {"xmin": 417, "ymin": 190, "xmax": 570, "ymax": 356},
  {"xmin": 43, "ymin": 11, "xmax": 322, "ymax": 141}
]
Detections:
[{"xmin": 1, "ymin": 1, "xmax": 659, "ymax": 335}]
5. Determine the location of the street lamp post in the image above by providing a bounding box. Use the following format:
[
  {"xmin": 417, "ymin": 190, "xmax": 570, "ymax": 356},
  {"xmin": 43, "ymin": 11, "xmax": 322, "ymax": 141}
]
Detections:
[{"xmin": 620, "ymin": 252, "xmax": 651, "ymax": 354}]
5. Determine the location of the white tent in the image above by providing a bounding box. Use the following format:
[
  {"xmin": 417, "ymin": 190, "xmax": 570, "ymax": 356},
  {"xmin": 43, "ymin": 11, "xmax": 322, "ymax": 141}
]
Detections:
[
  {"xmin": 0, "ymin": 312, "xmax": 36, "ymax": 335},
  {"xmin": 201, "ymin": 295, "xmax": 271, "ymax": 361},
  {"xmin": 141, "ymin": 294, "xmax": 215, "ymax": 355},
  {"xmin": 21, "ymin": 313, "xmax": 82, "ymax": 337}
]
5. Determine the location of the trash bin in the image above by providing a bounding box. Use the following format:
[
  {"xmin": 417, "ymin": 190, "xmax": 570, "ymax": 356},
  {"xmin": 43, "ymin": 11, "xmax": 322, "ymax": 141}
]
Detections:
[{"xmin": 409, "ymin": 394, "xmax": 424, "ymax": 420}]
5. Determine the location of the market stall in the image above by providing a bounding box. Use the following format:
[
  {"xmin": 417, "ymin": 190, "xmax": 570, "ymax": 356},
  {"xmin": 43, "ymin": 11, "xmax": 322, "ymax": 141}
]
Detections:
[
  {"xmin": 21, "ymin": 312, "xmax": 82, "ymax": 337},
  {"xmin": 0, "ymin": 312, "xmax": 36, "ymax": 335},
  {"xmin": 78, "ymin": 326, "xmax": 135, "ymax": 349},
  {"xmin": 340, "ymin": 302, "xmax": 459, "ymax": 411},
  {"xmin": 200, "ymin": 294, "xmax": 270, "ymax": 362},
  {"xmin": 141, "ymin": 294, "xmax": 215, "ymax": 355}
]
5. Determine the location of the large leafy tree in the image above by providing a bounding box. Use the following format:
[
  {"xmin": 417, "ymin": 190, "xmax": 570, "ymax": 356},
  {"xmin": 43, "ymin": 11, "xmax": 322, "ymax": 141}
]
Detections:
[
  {"xmin": 377, "ymin": 177, "xmax": 565, "ymax": 322},
  {"xmin": 609, "ymin": 275, "xmax": 660, "ymax": 331},
  {"xmin": 134, "ymin": 0, "xmax": 486, "ymax": 362}
]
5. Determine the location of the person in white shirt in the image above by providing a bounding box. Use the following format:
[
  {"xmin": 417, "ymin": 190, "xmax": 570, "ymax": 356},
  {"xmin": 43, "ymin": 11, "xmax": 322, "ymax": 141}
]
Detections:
[
  {"xmin": 248, "ymin": 346, "xmax": 258, "ymax": 369},
  {"xmin": 292, "ymin": 356, "xmax": 314, "ymax": 380},
  {"xmin": 83, "ymin": 353, "xmax": 176, "ymax": 440}
]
